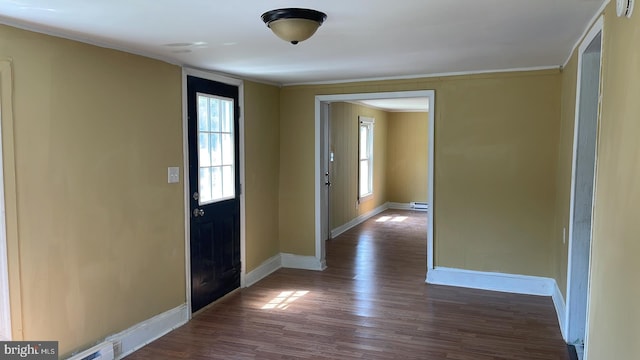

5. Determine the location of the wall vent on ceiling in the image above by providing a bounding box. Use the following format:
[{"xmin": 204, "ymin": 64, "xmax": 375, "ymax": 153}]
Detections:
[{"xmin": 410, "ymin": 202, "xmax": 429, "ymax": 211}]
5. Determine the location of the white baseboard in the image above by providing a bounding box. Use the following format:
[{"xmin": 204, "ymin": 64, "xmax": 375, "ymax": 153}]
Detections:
[
  {"xmin": 331, "ymin": 203, "xmax": 389, "ymax": 238},
  {"xmin": 281, "ymin": 253, "xmax": 326, "ymax": 271},
  {"xmin": 244, "ymin": 254, "xmax": 282, "ymax": 287},
  {"xmin": 106, "ymin": 303, "xmax": 189, "ymax": 359},
  {"xmin": 387, "ymin": 202, "xmax": 412, "ymax": 210},
  {"xmin": 553, "ymin": 282, "xmax": 567, "ymax": 341},
  {"xmin": 426, "ymin": 267, "xmax": 555, "ymax": 296}
]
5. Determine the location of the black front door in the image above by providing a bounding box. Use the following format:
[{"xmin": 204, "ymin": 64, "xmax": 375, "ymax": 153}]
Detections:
[{"xmin": 187, "ymin": 76, "xmax": 241, "ymax": 313}]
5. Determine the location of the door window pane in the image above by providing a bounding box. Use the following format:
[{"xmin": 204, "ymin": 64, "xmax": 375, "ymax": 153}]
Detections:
[
  {"xmin": 199, "ymin": 133, "xmax": 211, "ymax": 167},
  {"xmin": 210, "ymin": 133, "xmax": 221, "ymax": 166},
  {"xmin": 211, "ymin": 166, "xmax": 222, "ymax": 200},
  {"xmin": 209, "ymin": 99, "xmax": 220, "ymax": 132},
  {"xmin": 199, "ymin": 167, "xmax": 212, "ymax": 203},
  {"xmin": 222, "ymin": 101, "xmax": 233, "ymax": 133},
  {"xmin": 197, "ymin": 93, "xmax": 235, "ymax": 204},
  {"xmin": 222, "ymin": 134, "xmax": 233, "ymax": 165},
  {"xmin": 198, "ymin": 97, "xmax": 209, "ymax": 132},
  {"xmin": 222, "ymin": 166, "xmax": 234, "ymax": 198}
]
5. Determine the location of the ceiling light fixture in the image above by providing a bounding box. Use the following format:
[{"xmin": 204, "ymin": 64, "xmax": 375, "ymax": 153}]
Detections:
[{"xmin": 261, "ymin": 8, "xmax": 327, "ymax": 45}]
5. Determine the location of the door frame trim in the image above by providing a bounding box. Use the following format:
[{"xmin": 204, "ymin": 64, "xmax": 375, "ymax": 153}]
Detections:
[
  {"xmin": 315, "ymin": 90, "xmax": 435, "ymax": 273},
  {"xmin": 181, "ymin": 68, "xmax": 246, "ymax": 316},
  {"xmin": 0, "ymin": 59, "xmax": 21, "ymax": 340},
  {"xmin": 565, "ymin": 15, "xmax": 603, "ymax": 356}
]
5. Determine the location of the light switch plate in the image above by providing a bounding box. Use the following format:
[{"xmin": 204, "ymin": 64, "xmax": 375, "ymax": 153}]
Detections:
[{"xmin": 168, "ymin": 167, "xmax": 180, "ymax": 184}]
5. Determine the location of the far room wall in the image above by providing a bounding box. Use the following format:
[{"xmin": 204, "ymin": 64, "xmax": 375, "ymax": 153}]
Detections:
[
  {"xmin": 387, "ymin": 111, "xmax": 429, "ymax": 204},
  {"xmin": 329, "ymin": 102, "xmax": 389, "ymax": 230},
  {"xmin": 328, "ymin": 103, "xmax": 429, "ymax": 231}
]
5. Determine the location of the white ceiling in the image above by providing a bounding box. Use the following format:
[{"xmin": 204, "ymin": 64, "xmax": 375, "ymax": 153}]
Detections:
[{"xmin": 0, "ymin": 0, "xmax": 605, "ymax": 85}]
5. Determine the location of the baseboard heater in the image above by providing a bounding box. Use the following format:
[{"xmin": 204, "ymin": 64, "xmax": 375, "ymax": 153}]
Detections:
[
  {"xmin": 410, "ymin": 202, "xmax": 429, "ymax": 211},
  {"xmin": 66, "ymin": 342, "xmax": 114, "ymax": 360}
]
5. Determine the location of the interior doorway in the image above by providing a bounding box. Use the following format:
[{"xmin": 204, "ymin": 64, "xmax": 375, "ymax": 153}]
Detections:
[
  {"xmin": 565, "ymin": 16, "xmax": 602, "ymax": 359},
  {"xmin": 314, "ymin": 90, "xmax": 435, "ymax": 276}
]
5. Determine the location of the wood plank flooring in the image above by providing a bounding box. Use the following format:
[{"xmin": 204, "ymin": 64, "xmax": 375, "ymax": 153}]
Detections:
[{"xmin": 126, "ymin": 210, "xmax": 569, "ymax": 359}]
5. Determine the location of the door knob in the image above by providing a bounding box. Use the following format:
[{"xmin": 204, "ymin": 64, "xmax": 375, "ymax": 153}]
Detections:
[{"xmin": 193, "ymin": 208, "xmax": 205, "ymax": 217}]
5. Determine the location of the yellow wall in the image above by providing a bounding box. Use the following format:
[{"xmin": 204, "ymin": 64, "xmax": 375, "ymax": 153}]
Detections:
[
  {"xmin": 0, "ymin": 25, "xmax": 184, "ymax": 355},
  {"xmin": 585, "ymin": 5, "xmax": 640, "ymax": 359},
  {"xmin": 387, "ymin": 112, "xmax": 429, "ymax": 204},
  {"xmin": 280, "ymin": 71, "xmax": 561, "ymax": 277},
  {"xmin": 0, "ymin": 24, "xmax": 283, "ymax": 356},
  {"xmin": 553, "ymin": 53, "xmax": 578, "ymax": 299},
  {"xmin": 328, "ymin": 102, "xmax": 388, "ymax": 230},
  {"xmin": 244, "ymin": 81, "xmax": 281, "ymax": 271},
  {"xmin": 7, "ymin": 9, "xmax": 630, "ymax": 357}
]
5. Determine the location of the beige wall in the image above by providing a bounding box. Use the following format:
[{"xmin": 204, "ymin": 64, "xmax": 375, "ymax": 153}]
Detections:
[
  {"xmin": 280, "ymin": 71, "xmax": 561, "ymax": 278},
  {"xmin": 0, "ymin": 25, "xmax": 283, "ymax": 356},
  {"xmin": 0, "ymin": 25, "xmax": 185, "ymax": 355},
  {"xmin": 328, "ymin": 105, "xmax": 428, "ymax": 230},
  {"xmin": 244, "ymin": 81, "xmax": 281, "ymax": 271},
  {"xmin": 10, "ymin": 8, "xmax": 635, "ymax": 358},
  {"xmin": 585, "ymin": 5, "xmax": 640, "ymax": 359},
  {"xmin": 387, "ymin": 112, "xmax": 429, "ymax": 204},
  {"xmin": 553, "ymin": 6, "xmax": 640, "ymax": 358},
  {"xmin": 329, "ymin": 102, "xmax": 388, "ymax": 230},
  {"xmin": 552, "ymin": 52, "xmax": 578, "ymax": 299}
]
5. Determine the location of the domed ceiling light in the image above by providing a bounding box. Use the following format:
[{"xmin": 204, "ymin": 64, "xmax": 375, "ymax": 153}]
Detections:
[{"xmin": 261, "ymin": 8, "xmax": 327, "ymax": 45}]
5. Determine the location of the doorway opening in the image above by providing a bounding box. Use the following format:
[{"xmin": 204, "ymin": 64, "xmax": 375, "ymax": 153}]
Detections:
[
  {"xmin": 314, "ymin": 90, "xmax": 435, "ymax": 277},
  {"xmin": 565, "ymin": 16, "xmax": 602, "ymax": 359}
]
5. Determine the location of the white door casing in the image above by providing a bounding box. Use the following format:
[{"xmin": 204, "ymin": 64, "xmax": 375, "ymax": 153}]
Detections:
[
  {"xmin": 0, "ymin": 59, "xmax": 22, "ymax": 340},
  {"xmin": 565, "ymin": 16, "xmax": 603, "ymax": 357},
  {"xmin": 314, "ymin": 90, "xmax": 435, "ymax": 275}
]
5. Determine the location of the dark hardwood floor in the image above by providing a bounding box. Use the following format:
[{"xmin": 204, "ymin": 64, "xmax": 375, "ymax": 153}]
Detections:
[{"xmin": 126, "ymin": 210, "xmax": 569, "ymax": 359}]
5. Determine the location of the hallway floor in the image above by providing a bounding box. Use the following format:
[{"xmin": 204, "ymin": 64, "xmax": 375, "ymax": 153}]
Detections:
[{"xmin": 126, "ymin": 210, "xmax": 569, "ymax": 359}]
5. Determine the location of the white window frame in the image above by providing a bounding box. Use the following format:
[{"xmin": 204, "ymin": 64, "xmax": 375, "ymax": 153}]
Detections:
[
  {"xmin": 196, "ymin": 92, "xmax": 236, "ymax": 205},
  {"xmin": 359, "ymin": 116, "xmax": 374, "ymax": 199}
]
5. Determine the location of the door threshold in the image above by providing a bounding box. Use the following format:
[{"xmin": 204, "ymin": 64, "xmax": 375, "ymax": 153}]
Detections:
[{"xmin": 192, "ymin": 287, "xmax": 241, "ymax": 317}]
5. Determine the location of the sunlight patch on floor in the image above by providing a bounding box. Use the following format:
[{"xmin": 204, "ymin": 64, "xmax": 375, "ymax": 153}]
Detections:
[
  {"xmin": 261, "ymin": 290, "xmax": 309, "ymax": 310},
  {"xmin": 376, "ymin": 215, "xmax": 408, "ymax": 222}
]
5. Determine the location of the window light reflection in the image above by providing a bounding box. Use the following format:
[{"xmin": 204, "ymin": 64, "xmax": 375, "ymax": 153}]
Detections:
[{"xmin": 261, "ymin": 290, "xmax": 309, "ymax": 310}]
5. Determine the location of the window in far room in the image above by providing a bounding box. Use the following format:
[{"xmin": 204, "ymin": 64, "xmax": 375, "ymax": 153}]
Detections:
[{"xmin": 359, "ymin": 116, "xmax": 374, "ymax": 199}]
